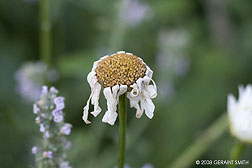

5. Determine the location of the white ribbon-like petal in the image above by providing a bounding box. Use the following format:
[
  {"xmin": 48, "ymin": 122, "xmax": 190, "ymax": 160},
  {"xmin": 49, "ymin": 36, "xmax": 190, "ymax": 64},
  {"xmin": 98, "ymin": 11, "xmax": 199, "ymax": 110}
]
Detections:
[
  {"xmin": 141, "ymin": 90, "xmax": 155, "ymax": 119},
  {"xmin": 83, "ymin": 94, "xmax": 92, "ymax": 124},
  {"xmin": 83, "ymin": 69, "xmax": 102, "ymax": 124},
  {"xmin": 118, "ymin": 85, "xmax": 127, "ymax": 97},
  {"xmin": 129, "ymin": 74, "xmax": 157, "ymax": 119},
  {"xmin": 87, "ymin": 71, "xmax": 97, "ymax": 88},
  {"xmin": 91, "ymin": 83, "xmax": 102, "ymax": 117},
  {"xmin": 102, "ymin": 86, "xmax": 120, "ymax": 125},
  {"xmin": 145, "ymin": 65, "xmax": 153, "ymax": 78}
]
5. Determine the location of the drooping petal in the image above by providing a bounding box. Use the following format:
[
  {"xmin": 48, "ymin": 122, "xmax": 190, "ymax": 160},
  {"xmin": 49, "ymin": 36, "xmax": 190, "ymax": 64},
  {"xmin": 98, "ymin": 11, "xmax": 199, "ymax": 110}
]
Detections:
[
  {"xmin": 141, "ymin": 92, "xmax": 155, "ymax": 119},
  {"xmin": 102, "ymin": 87, "xmax": 119, "ymax": 125},
  {"xmin": 145, "ymin": 65, "xmax": 153, "ymax": 78},
  {"xmin": 91, "ymin": 83, "xmax": 102, "ymax": 117},
  {"xmin": 118, "ymin": 85, "xmax": 127, "ymax": 97},
  {"xmin": 87, "ymin": 71, "xmax": 97, "ymax": 88},
  {"xmin": 82, "ymin": 94, "xmax": 92, "ymax": 124},
  {"xmin": 146, "ymin": 79, "xmax": 157, "ymax": 98},
  {"xmin": 146, "ymin": 85, "xmax": 157, "ymax": 98},
  {"xmin": 128, "ymin": 94, "xmax": 143, "ymax": 118}
]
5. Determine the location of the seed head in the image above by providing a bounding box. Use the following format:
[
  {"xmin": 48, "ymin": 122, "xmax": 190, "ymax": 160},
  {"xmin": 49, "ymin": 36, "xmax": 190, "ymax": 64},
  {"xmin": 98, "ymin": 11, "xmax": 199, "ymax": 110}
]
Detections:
[{"xmin": 95, "ymin": 53, "xmax": 147, "ymax": 87}]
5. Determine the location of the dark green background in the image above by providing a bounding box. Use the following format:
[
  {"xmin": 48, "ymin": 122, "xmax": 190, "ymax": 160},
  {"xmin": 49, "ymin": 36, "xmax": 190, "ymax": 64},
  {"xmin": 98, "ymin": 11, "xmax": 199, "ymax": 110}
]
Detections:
[{"xmin": 0, "ymin": 0, "xmax": 252, "ymax": 167}]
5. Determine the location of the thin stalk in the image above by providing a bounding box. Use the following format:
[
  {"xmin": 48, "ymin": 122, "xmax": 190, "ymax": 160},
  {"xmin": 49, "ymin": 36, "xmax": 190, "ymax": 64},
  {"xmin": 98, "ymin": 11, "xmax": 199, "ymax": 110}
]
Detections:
[
  {"xmin": 39, "ymin": 0, "xmax": 51, "ymax": 66},
  {"xmin": 229, "ymin": 142, "xmax": 245, "ymax": 168},
  {"xmin": 168, "ymin": 113, "xmax": 228, "ymax": 168},
  {"xmin": 118, "ymin": 93, "xmax": 127, "ymax": 168}
]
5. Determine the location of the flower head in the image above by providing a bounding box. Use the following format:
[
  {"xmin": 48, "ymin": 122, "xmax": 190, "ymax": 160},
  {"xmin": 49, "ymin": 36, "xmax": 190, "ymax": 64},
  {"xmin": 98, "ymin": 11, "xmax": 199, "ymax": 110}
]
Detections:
[
  {"xmin": 43, "ymin": 151, "xmax": 53, "ymax": 159},
  {"xmin": 228, "ymin": 85, "xmax": 252, "ymax": 143},
  {"xmin": 83, "ymin": 51, "xmax": 157, "ymax": 125},
  {"xmin": 31, "ymin": 146, "xmax": 38, "ymax": 154},
  {"xmin": 60, "ymin": 123, "xmax": 72, "ymax": 135}
]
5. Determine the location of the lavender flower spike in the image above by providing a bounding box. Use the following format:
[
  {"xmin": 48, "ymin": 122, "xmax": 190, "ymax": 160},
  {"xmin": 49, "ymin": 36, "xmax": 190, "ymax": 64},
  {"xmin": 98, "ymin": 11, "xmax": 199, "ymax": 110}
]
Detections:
[{"xmin": 32, "ymin": 86, "xmax": 72, "ymax": 167}]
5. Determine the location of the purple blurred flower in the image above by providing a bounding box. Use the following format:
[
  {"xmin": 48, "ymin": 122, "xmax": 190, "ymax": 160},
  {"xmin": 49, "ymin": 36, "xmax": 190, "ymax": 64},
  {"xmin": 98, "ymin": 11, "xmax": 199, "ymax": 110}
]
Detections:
[
  {"xmin": 52, "ymin": 109, "xmax": 63, "ymax": 117},
  {"xmin": 41, "ymin": 86, "xmax": 48, "ymax": 95},
  {"xmin": 15, "ymin": 61, "xmax": 59, "ymax": 102},
  {"xmin": 54, "ymin": 97, "xmax": 65, "ymax": 110},
  {"xmin": 53, "ymin": 114, "xmax": 64, "ymax": 123},
  {"xmin": 40, "ymin": 124, "xmax": 45, "ymax": 132},
  {"xmin": 65, "ymin": 141, "xmax": 72, "ymax": 149},
  {"xmin": 33, "ymin": 104, "xmax": 40, "ymax": 114},
  {"xmin": 50, "ymin": 86, "xmax": 58, "ymax": 94},
  {"xmin": 43, "ymin": 131, "xmax": 50, "ymax": 139},
  {"xmin": 43, "ymin": 151, "xmax": 53, "ymax": 159},
  {"xmin": 35, "ymin": 116, "xmax": 41, "ymax": 124},
  {"xmin": 60, "ymin": 124, "xmax": 72, "ymax": 135},
  {"xmin": 31, "ymin": 146, "xmax": 38, "ymax": 154},
  {"xmin": 32, "ymin": 86, "xmax": 71, "ymax": 167}
]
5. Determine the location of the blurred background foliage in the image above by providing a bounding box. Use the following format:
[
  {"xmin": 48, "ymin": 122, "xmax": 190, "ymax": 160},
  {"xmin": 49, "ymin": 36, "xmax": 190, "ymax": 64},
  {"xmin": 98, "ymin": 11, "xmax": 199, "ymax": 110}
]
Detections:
[{"xmin": 0, "ymin": 0, "xmax": 252, "ymax": 167}]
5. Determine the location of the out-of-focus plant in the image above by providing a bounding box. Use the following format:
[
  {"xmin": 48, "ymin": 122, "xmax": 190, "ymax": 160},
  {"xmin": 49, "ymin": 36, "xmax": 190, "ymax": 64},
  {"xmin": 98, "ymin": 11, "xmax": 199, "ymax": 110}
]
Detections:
[
  {"xmin": 156, "ymin": 29, "xmax": 190, "ymax": 100},
  {"xmin": 15, "ymin": 61, "xmax": 58, "ymax": 102},
  {"xmin": 32, "ymin": 86, "xmax": 72, "ymax": 168}
]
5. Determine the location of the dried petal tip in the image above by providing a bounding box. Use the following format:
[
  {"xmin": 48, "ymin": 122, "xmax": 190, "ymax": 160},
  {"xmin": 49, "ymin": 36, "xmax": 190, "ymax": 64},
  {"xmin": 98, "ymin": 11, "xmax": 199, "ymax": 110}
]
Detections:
[{"xmin": 95, "ymin": 51, "xmax": 147, "ymax": 87}]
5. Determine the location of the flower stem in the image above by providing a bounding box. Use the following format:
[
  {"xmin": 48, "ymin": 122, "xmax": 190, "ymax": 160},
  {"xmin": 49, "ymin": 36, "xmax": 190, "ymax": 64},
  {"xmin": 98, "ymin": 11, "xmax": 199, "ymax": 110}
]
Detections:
[
  {"xmin": 39, "ymin": 0, "xmax": 51, "ymax": 66},
  {"xmin": 229, "ymin": 142, "xmax": 245, "ymax": 168},
  {"xmin": 118, "ymin": 93, "xmax": 127, "ymax": 168}
]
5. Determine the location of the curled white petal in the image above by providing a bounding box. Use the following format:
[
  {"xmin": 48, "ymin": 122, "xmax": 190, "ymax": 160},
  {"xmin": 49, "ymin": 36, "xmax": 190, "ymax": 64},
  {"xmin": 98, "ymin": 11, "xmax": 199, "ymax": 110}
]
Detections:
[
  {"xmin": 118, "ymin": 85, "xmax": 127, "ymax": 96},
  {"xmin": 145, "ymin": 65, "xmax": 153, "ymax": 78},
  {"xmin": 146, "ymin": 79, "xmax": 157, "ymax": 99},
  {"xmin": 83, "ymin": 66, "xmax": 101, "ymax": 124},
  {"xmin": 141, "ymin": 91, "xmax": 155, "ymax": 119},
  {"xmin": 91, "ymin": 83, "xmax": 102, "ymax": 117},
  {"xmin": 87, "ymin": 71, "xmax": 97, "ymax": 88},
  {"xmin": 102, "ymin": 87, "xmax": 119, "ymax": 125},
  {"xmin": 127, "ymin": 93, "xmax": 143, "ymax": 118},
  {"xmin": 83, "ymin": 94, "xmax": 92, "ymax": 124}
]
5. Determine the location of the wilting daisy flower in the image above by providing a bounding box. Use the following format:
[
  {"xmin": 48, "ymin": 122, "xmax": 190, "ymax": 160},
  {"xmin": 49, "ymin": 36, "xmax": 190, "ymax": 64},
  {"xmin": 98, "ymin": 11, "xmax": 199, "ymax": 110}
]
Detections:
[
  {"xmin": 228, "ymin": 85, "xmax": 252, "ymax": 143},
  {"xmin": 15, "ymin": 61, "xmax": 59, "ymax": 102},
  {"xmin": 83, "ymin": 51, "xmax": 157, "ymax": 125}
]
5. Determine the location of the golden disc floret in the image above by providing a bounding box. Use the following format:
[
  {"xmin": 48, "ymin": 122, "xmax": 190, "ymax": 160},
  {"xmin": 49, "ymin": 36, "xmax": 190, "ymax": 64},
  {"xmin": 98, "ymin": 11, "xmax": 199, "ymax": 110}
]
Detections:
[{"xmin": 95, "ymin": 53, "xmax": 147, "ymax": 87}]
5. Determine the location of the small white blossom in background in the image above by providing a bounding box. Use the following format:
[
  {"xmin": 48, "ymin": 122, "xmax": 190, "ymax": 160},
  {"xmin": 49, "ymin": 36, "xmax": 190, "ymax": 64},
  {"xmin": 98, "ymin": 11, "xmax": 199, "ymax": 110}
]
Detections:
[
  {"xmin": 15, "ymin": 61, "xmax": 59, "ymax": 102},
  {"xmin": 119, "ymin": 0, "xmax": 150, "ymax": 26},
  {"xmin": 32, "ymin": 86, "xmax": 72, "ymax": 167},
  {"xmin": 228, "ymin": 85, "xmax": 252, "ymax": 143},
  {"xmin": 83, "ymin": 51, "xmax": 157, "ymax": 125}
]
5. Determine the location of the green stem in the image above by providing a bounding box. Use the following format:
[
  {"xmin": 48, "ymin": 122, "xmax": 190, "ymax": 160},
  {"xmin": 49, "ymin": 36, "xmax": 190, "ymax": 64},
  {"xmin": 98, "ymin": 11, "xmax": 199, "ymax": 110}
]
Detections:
[
  {"xmin": 39, "ymin": 0, "xmax": 51, "ymax": 66},
  {"xmin": 118, "ymin": 93, "xmax": 127, "ymax": 168},
  {"xmin": 229, "ymin": 142, "xmax": 245, "ymax": 168},
  {"xmin": 168, "ymin": 113, "xmax": 228, "ymax": 168}
]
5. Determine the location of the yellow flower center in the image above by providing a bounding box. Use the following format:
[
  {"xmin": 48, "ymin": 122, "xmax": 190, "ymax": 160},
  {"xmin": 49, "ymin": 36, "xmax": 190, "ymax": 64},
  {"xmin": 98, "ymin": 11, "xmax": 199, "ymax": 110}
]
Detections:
[{"xmin": 95, "ymin": 53, "xmax": 147, "ymax": 87}]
